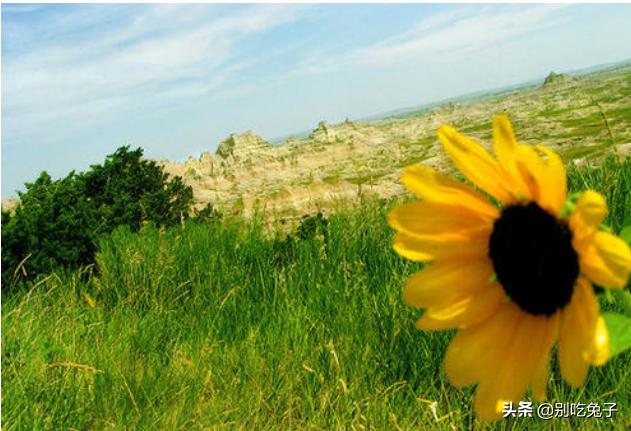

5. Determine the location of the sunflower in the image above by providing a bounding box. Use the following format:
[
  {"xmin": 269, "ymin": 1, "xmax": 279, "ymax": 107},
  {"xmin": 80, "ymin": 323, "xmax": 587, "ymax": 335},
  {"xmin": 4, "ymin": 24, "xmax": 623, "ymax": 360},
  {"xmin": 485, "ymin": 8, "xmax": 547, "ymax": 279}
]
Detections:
[{"xmin": 388, "ymin": 114, "xmax": 631, "ymax": 422}]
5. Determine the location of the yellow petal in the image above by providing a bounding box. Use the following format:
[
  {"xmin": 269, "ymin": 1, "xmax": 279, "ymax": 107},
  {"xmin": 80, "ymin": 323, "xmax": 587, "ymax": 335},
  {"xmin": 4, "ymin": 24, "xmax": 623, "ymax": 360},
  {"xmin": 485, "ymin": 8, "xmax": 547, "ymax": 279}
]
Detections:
[
  {"xmin": 401, "ymin": 164, "xmax": 499, "ymax": 219},
  {"xmin": 592, "ymin": 316, "xmax": 610, "ymax": 366},
  {"xmin": 580, "ymin": 231, "xmax": 631, "ymax": 288},
  {"xmin": 570, "ymin": 191, "xmax": 607, "ymax": 248},
  {"xmin": 531, "ymin": 355, "xmax": 549, "ymax": 402},
  {"xmin": 404, "ymin": 259, "xmax": 495, "ymax": 308},
  {"xmin": 530, "ymin": 312, "xmax": 560, "ymax": 401},
  {"xmin": 535, "ymin": 145, "xmax": 567, "ymax": 215},
  {"xmin": 492, "ymin": 114, "xmax": 518, "ymax": 161},
  {"xmin": 437, "ymin": 125, "xmax": 517, "ymax": 204},
  {"xmin": 393, "ymin": 233, "xmax": 433, "ymax": 261},
  {"xmin": 393, "ymin": 232, "xmax": 488, "ymax": 262},
  {"xmin": 444, "ymin": 303, "xmax": 515, "ymax": 388},
  {"xmin": 514, "ymin": 145, "xmax": 569, "ymax": 215},
  {"xmin": 573, "ymin": 191, "xmax": 608, "ymax": 228},
  {"xmin": 492, "ymin": 115, "xmax": 531, "ymax": 201},
  {"xmin": 491, "ymin": 116, "xmax": 567, "ymax": 214},
  {"xmin": 473, "ymin": 311, "xmax": 553, "ymax": 422},
  {"xmin": 388, "ymin": 201, "xmax": 492, "ymax": 242},
  {"xmin": 416, "ymin": 285, "xmax": 504, "ymax": 330},
  {"xmin": 558, "ymin": 278, "xmax": 608, "ymax": 387},
  {"xmin": 514, "ymin": 145, "xmax": 545, "ymax": 205}
]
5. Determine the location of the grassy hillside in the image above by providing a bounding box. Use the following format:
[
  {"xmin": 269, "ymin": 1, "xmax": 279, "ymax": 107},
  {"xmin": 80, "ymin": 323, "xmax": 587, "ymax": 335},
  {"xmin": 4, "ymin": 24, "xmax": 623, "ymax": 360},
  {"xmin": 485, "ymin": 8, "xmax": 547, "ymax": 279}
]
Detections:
[{"xmin": 2, "ymin": 157, "xmax": 630, "ymax": 430}]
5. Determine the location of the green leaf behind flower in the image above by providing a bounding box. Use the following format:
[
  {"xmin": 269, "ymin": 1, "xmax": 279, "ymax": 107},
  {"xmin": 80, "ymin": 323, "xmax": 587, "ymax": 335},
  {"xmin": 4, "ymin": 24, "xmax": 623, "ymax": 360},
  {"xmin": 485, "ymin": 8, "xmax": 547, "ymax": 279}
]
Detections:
[
  {"xmin": 603, "ymin": 311, "xmax": 631, "ymax": 358},
  {"xmin": 619, "ymin": 220, "xmax": 631, "ymax": 245}
]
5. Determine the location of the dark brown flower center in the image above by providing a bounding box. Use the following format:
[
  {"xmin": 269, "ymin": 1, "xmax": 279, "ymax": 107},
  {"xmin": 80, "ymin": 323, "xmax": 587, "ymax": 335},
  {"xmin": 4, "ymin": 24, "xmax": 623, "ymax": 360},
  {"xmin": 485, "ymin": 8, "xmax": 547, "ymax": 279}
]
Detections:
[{"xmin": 488, "ymin": 202, "xmax": 579, "ymax": 316}]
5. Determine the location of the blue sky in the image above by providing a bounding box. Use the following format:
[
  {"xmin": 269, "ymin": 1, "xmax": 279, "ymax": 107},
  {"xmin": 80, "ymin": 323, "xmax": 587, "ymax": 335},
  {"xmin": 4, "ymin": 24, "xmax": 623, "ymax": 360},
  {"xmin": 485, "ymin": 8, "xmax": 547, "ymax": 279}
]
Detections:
[{"xmin": 2, "ymin": 4, "xmax": 631, "ymax": 197}]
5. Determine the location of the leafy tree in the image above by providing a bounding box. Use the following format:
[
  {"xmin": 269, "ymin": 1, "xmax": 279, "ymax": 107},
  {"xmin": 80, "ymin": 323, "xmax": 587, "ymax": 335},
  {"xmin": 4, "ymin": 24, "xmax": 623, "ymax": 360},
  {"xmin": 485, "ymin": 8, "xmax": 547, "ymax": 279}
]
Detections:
[
  {"xmin": 81, "ymin": 146, "xmax": 192, "ymax": 232},
  {"xmin": 2, "ymin": 172, "xmax": 97, "ymax": 282},
  {"xmin": 2, "ymin": 146, "xmax": 194, "ymax": 287}
]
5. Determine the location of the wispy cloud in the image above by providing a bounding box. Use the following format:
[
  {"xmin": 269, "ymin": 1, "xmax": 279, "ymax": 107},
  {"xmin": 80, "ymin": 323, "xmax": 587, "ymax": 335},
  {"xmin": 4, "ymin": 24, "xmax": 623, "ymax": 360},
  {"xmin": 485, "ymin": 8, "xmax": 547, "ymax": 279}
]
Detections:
[
  {"xmin": 2, "ymin": 4, "xmax": 308, "ymax": 146},
  {"xmin": 4, "ymin": 3, "xmax": 630, "ymax": 197},
  {"xmin": 1, "ymin": 4, "xmax": 44, "ymax": 14},
  {"xmin": 292, "ymin": 5, "xmax": 572, "ymax": 76}
]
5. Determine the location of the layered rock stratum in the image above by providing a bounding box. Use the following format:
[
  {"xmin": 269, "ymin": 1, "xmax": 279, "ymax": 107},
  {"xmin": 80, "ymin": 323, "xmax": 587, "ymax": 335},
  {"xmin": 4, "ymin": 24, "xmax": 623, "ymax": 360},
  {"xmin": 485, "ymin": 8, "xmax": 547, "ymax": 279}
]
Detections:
[
  {"xmin": 159, "ymin": 67, "xmax": 631, "ymax": 223},
  {"xmin": 4, "ymin": 67, "xmax": 630, "ymax": 223}
]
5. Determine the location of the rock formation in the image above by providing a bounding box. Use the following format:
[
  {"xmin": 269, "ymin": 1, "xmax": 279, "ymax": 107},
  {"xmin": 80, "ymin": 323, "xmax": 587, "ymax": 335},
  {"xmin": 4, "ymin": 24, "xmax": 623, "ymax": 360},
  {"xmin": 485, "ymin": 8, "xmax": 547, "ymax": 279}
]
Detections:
[
  {"xmin": 543, "ymin": 71, "xmax": 576, "ymax": 86},
  {"xmin": 6, "ymin": 67, "xmax": 629, "ymax": 223},
  {"xmin": 215, "ymin": 130, "xmax": 273, "ymax": 160},
  {"xmin": 154, "ymin": 67, "xmax": 630, "ymax": 225}
]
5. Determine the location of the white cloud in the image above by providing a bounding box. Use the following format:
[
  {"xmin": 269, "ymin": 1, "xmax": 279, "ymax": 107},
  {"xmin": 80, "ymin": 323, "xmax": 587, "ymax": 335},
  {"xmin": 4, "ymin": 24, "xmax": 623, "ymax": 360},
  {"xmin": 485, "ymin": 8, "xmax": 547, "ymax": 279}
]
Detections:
[
  {"xmin": 2, "ymin": 4, "xmax": 308, "ymax": 147},
  {"xmin": 1, "ymin": 4, "xmax": 44, "ymax": 14},
  {"xmin": 292, "ymin": 4, "xmax": 572, "ymax": 76}
]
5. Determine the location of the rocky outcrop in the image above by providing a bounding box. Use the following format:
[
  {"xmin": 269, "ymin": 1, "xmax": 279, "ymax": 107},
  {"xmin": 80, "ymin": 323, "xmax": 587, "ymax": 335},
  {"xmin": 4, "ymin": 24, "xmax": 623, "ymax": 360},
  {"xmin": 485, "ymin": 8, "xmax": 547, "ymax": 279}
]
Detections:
[
  {"xmin": 216, "ymin": 130, "xmax": 273, "ymax": 160},
  {"xmin": 285, "ymin": 137, "xmax": 302, "ymax": 150},
  {"xmin": 543, "ymin": 72, "xmax": 576, "ymax": 86},
  {"xmin": 309, "ymin": 121, "xmax": 334, "ymax": 143},
  {"xmin": 6, "ymin": 67, "xmax": 629, "ymax": 227},
  {"xmin": 309, "ymin": 119, "xmax": 366, "ymax": 144},
  {"xmin": 155, "ymin": 67, "xmax": 630, "ymax": 223}
]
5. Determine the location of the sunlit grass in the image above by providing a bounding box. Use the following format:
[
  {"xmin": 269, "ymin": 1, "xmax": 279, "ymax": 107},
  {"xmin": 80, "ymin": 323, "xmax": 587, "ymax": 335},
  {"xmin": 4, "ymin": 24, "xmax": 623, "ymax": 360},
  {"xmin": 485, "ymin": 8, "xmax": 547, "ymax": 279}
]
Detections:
[{"xmin": 2, "ymin": 157, "xmax": 630, "ymax": 430}]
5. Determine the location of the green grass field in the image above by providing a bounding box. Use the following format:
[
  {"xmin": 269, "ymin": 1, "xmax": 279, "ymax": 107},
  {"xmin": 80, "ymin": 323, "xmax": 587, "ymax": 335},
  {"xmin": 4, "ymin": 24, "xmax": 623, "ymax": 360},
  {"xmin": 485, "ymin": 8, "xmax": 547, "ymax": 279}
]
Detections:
[{"xmin": 2, "ymin": 157, "xmax": 630, "ymax": 430}]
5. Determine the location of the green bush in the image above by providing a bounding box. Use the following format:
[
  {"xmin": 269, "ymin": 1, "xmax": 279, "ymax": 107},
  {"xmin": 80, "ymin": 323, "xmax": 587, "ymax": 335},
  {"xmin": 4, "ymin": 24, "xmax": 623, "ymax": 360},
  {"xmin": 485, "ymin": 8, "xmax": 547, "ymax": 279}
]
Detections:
[
  {"xmin": 1, "ymin": 146, "xmax": 193, "ymax": 287},
  {"xmin": 296, "ymin": 211, "xmax": 329, "ymax": 242},
  {"xmin": 191, "ymin": 202, "xmax": 223, "ymax": 224},
  {"xmin": 81, "ymin": 147, "xmax": 193, "ymax": 232}
]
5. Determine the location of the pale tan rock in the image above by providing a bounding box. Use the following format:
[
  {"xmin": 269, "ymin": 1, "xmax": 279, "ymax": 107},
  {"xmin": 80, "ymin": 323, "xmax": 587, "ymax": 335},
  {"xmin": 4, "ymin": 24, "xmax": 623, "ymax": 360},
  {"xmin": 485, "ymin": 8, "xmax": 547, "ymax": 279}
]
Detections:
[
  {"xmin": 7, "ymin": 69, "xmax": 630, "ymax": 224},
  {"xmin": 158, "ymin": 68, "xmax": 631, "ymax": 224}
]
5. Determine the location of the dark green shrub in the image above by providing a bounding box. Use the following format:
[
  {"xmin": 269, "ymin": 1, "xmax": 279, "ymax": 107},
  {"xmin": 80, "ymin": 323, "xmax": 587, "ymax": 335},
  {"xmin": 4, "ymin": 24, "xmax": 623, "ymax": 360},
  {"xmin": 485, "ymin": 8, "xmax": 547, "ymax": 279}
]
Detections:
[
  {"xmin": 270, "ymin": 212, "xmax": 331, "ymax": 267},
  {"xmin": 81, "ymin": 146, "xmax": 192, "ymax": 232},
  {"xmin": 1, "ymin": 146, "xmax": 193, "ymax": 287},
  {"xmin": 271, "ymin": 235, "xmax": 296, "ymax": 267},
  {"xmin": 191, "ymin": 202, "xmax": 223, "ymax": 224},
  {"xmin": 296, "ymin": 212, "xmax": 329, "ymax": 242}
]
